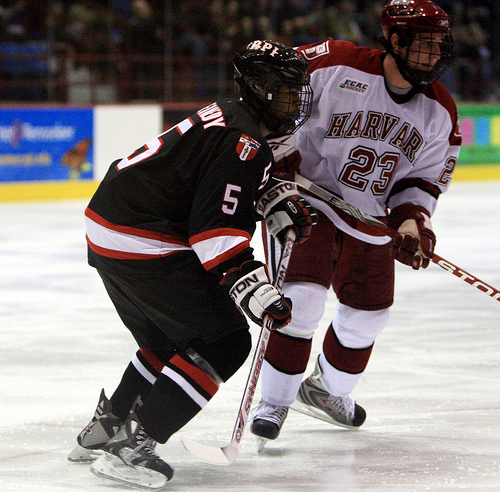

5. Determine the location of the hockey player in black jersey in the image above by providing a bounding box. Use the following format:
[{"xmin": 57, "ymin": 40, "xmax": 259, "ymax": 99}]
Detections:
[{"xmin": 68, "ymin": 40, "xmax": 316, "ymax": 488}]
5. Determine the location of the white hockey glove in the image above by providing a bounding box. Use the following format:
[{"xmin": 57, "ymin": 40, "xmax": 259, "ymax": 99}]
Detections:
[
  {"xmin": 256, "ymin": 175, "xmax": 317, "ymax": 245},
  {"xmin": 221, "ymin": 260, "xmax": 292, "ymax": 330},
  {"xmin": 388, "ymin": 204, "xmax": 436, "ymax": 270}
]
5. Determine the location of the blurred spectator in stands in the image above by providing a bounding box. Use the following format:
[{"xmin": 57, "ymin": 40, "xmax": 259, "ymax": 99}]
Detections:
[
  {"xmin": 453, "ymin": 2, "xmax": 498, "ymax": 101},
  {"xmin": 359, "ymin": 1, "xmax": 384, "ymax": 48},
  {"xmin": 44, "ymin": 1, "xmax": 70, "ymax": 100},
  {"xmin": 277, "ymin": 0, "xmax": 324, "ymax": 46},
  {"xmin": 173, "ymin": 0, "xmax": 219, "ymax": 100},
  {"xmin": 216, "ymin": 0, "xmax": 250, "ymax": 53},
  {"xmin": 216, "ymin": 0, "xmax": 276, "ymax": 55},
  {"xmin": 45, "ymin": 1, "xmax": 66, "ymax": 42},
  {"xmin": 0, "ymin": 1, "xmax": 26, "ymax": 42},
  {"xmin": 1, "ymin": 0, "xmax": 499, "ymax": 104},
  {"xmin": 0, "ymin": 0, "xmax": 46, "ymax": 42},
  {"xmin": 125, "ymin": 0, "xmax": 164, "ymax": 99},
  {"xmin": 0, "ymin": 0, "xmax": 48, "ymax": 101},
  {"xmin": 63, "ymin": 3, "xmax": 110, "ymax": 69},
  {"xmin": 65, "ymin": 3, "xmax": 94, "ymax": 57},
  {"xmin": 126, "ymin": 0, "xmax": 163, "ymax": 55},
  {"xmin": 325, "ymin": 0, "xmax": 365, "ymax": 46}
]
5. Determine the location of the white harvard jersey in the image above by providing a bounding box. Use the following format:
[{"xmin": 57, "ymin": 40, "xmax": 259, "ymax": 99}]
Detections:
[{"xmin": 295, "ymin": 38, "xmax": 461, "ymax": 222}]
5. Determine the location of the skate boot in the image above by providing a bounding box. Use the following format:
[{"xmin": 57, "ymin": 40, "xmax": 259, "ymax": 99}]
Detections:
[
  {"xmin": 91, "ymin": 411, "xmax": 173, "ymax": 489},
  {"xmin": 68, "ymin": 389, "xmax": 124, "ymax": 462},
  {"xmin": 250, "ymin": 400, "xmax": 289, "ymax": 451},
  {"xmin": 292, "ymin": 356, "xmax": 366, "ymax": 428}
]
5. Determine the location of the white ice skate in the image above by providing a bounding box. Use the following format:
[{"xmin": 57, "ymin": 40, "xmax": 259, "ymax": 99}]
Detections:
[{"xmin": 291, "ymin": 356, "xmax": 366, "ymax": 428}]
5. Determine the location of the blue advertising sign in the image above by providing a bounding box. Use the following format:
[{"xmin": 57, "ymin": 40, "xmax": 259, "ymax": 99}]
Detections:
[{"xmin": 0, "ymin": 107, "xmax": 93, "ymax": 182}]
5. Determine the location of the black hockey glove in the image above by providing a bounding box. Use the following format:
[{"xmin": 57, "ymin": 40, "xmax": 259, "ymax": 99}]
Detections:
[
  {"xmin": 256, "ymin": 175, "xmax": 317, "ymax": 245},
  {"xmin": 221, "ymin": 260, "xmax": 292, "ymax": 330}
]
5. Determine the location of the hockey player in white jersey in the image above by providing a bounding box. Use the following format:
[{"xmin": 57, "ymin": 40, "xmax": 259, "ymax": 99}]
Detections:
[{"xmin": 251, "ymin": 0, "xmax": 462, "ymax": 443}]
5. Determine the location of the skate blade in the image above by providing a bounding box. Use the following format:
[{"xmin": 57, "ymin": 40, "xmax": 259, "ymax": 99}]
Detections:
[
  {"xmin": 255, "ymin": 436, "xmax": 269, "ymax": 453},
  {"xmin": 290, "ymin": 401, "xmax": 355, "ymax": 429},
  {"xmin": 90, "ymin": 452, "xmax": 168, "ymax": 490},
  {"xmin": 67, "ymin": 444, "xmax": 102, "ymax": 463}
]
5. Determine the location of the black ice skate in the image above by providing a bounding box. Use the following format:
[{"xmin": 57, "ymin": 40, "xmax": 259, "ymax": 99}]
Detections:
[
  {"xmin": 291, "ymin": 356, "xmax": 366, "ymax": 428},
  {"xmin": 90, "ymin": 411, "xmax": 173, "ymax": 490},
  {"xmin": 68, "ymin": 389, "xmax": 123, "ymax": 462},
  {"xmin": 250, "ymin": 400, "xmax": 289, "ymax": 451}
]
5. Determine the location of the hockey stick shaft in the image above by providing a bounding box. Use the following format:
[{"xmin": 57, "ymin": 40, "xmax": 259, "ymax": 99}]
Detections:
[
  {"xmin": 295, "ymin": 173, "xmax": 500, "ymax": 303},
  {"xmin": 229, "ymin": 229, "xmax": 295, "ymax": 442},
  {"xmin": 181, "ymin": 229, "xmax": 296, "ymax": 465}
]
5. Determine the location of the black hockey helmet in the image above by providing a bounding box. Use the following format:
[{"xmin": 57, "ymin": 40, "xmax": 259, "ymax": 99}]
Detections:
[
  {"xmin": 233, "ymin": 40, "xmax": 313, "ymax": 137},
  {"xmin": 381, "ymin": 0, "xmax": 453, "ymax": 86}
]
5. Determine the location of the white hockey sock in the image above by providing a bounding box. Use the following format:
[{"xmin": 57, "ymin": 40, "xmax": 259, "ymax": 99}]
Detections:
[
  {"xmin": 260, "ymin": 360, "xmax": 304, "ymax": 407},
  {"xmin": 318, "ymin": 352, "xmax": 363, "ymax": 397}
]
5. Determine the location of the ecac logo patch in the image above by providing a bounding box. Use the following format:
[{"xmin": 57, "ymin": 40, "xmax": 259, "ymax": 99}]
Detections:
[{"xmin": 339, "ymin": 78, "xmax": 369, "ymax": 94}]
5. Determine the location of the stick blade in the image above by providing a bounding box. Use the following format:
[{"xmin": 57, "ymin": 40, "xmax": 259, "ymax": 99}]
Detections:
[{"xmin": 180, "ymin": 436, "xmax": 238, "ymax": 466}]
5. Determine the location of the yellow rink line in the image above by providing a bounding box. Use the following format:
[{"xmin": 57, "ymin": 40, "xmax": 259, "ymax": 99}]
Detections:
[
  {"xmin": 0, "ymin": 165, "xmax": 499, "ymax": 202},
  {"xmin": 452, "ymin": 164, "xmax": 500, "ymax": 182},
  {"xmin": 0, "ymin": 180, "xmax": 99, "ymax": 202}
]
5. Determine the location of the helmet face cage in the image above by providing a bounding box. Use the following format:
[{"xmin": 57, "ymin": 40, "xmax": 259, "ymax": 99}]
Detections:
[
  {"xmin": 233, "ymin": 40, "xmax": 313, "ymax": 136},
  {"xmin": 381, "ymin": 0, "xmax": 453, "ymax": 86},
  {"xmin": 254, "ymin": 77, "xmax": 313, "ymax": 136}
]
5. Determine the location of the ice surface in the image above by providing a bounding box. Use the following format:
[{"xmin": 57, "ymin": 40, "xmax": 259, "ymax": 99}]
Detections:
[{"xmin": 1, "ymin": 181, "xmax": 499, "ymax": 491}]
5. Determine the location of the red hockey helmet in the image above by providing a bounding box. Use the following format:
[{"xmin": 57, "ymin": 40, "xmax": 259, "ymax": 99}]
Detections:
[{"xmin": 381, "ymin": 0, "xmax": 453, "ymax": 86}]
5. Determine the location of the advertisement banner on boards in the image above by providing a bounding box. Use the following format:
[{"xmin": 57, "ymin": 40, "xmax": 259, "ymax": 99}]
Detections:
[
  {"xmin": 0, "ymin": 107, "xmax": 93, "ymax": 182},
  {"xmin": 458, "ymin": 105, "xmax": 500, "ymax": 166}
]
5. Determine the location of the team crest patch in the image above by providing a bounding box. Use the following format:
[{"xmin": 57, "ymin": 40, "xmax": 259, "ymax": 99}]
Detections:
[
  {"xmin": 339, "ymin": 78, "xmax": 369, "ymax": 94},
  {"xmin": 237, "ymin": 135, "xmax": 261, "ymax": 161}
]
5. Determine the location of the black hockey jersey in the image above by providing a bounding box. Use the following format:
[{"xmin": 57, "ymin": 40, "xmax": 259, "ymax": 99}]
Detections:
[{"xmin": 85, "ymin": 99, "xmax": 274, "ymax": 277}]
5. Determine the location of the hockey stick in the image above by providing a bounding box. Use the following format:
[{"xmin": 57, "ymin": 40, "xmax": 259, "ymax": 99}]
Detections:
[
  {"xmin": 294, "ymin": 173, "xmax": 500, "ymax": 303},
  {"xmin": 181, "ymin": 229, "xmax": 296, "ymax": 465}
]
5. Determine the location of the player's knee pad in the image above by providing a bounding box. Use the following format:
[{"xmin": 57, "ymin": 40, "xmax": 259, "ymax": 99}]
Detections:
[
  {"xmin": 189, "ymin": 329, "xmax": 252, "ymax": 383},
  {"xmin": 332, "ymin": 303, "xmax": 390, "ymax": 348},
  {"xmin": 279, "ymin": 282, "xmax": 328, "ymax": 339}
]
